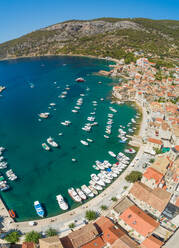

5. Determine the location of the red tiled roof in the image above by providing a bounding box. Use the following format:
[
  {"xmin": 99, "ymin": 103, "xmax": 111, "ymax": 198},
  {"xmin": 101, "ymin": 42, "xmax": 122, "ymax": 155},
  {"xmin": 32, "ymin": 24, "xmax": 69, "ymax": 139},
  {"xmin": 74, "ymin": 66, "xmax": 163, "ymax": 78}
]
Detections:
[
  {"xmin": 120, "ymin": 205, "xmax": 159, "ymax": 237},
  {"xmin": 140, "ymin": 235, "xmax": 163, "ymax": 248},
  {"xmin": 22, "ymin": 243, "xmax": 35, "ymax": 248},
  {"xmin": 95, "ymin": 216, "xmax": 114, "ymax": 233},
  {"xmin": 175, "ymin": 145, "xmax": 179, "ymax": 152},
  {"xmin": 82, "ymin": 236, "xmax": 105, "ymax": 248},
  {"xmin": 148, "ymin": 138, "xmax": 163, "ymax": 145},
  {"xmin": 143, "ymin": 167, "xmax": 163, "ymax": 185}
]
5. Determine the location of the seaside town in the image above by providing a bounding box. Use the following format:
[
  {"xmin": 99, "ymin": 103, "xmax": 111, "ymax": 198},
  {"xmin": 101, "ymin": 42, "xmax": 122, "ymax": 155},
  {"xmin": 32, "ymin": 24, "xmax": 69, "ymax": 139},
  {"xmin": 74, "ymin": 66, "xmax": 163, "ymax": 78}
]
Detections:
[{"xmin": 0, "ymin": 56, "xmax": 178, "ymax": 248}]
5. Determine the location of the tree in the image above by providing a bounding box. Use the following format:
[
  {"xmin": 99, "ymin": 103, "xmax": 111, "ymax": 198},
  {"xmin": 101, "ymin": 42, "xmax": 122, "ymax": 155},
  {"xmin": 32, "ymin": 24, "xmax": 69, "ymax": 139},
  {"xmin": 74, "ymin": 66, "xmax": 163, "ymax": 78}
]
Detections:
[
  {"xmin": 45, "ymin": 228, "xmax": 57, "ymax": 237},
  {"xmin": 125, "ymin": 171, "xmax": 142, "ymax": 183},
  {"xmin": 25, "ymin": 231, "xmax": 41, "ymax": 244},
  {"xmin": 69, "ymin": 223, "xmax": 75, "ymax": 229},
  {"xmin": 85, "ymin": 210, "xmax": 98, "ymax": 221},
  {"xmin": 111, "ymin": 197, "xmax": 117, "ymax": 202},
  {"xmin": 5, "ymin": 231, "xmax": 20, "ymax": 243},
  {"xmin": 100, "ymin": 205, "xmax": 108, "ymax": 211}
]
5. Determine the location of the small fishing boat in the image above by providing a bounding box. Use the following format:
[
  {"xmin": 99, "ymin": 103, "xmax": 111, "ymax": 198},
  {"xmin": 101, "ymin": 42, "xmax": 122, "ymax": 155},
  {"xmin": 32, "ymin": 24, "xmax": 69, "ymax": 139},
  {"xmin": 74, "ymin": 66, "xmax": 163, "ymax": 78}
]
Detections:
[
  {"xmin": 104, "ymin": 135, "xmax": 109, "ymax": 139},
  {"xmin": 92, "ymin": 165, "xmax": 100, "ymax": 170},
  {"xmin": 87, "ymin": 138, "xmax": 93, "ymax": 143},
  {"xmin": 72, "ymin": 158, "xmax": 77, "ymax": 162},
  {"xmin": 9, "ymin": 209, "xmax": 16, "ymax": 218},
  {"xmin": 39, "ymin": 112, "xmax": 50, "ymax": 118},
  {"xmin": 76, "ymin": 188, "xmax": 87, "ymax": 200},
  {"xmin": 108, "ymin": 151, "xmax": 116, "ymax": 157},
  {"xmin": 75, "ymin": 77, "xmax": 85, "ymax": 82},
  {"xmin": 42, "ymin": 143, "xmax": 50, "ymax": 151},
  {"xmin": 80, "ymin": 140, "xmax": 88, "ymax": 146},
  {"xmin": 125, "ymin": 148, "xmax": 136, "ymax": 154},
  {"xmin": 56, "ymin": 194, "xmax": 68, "ymax": 210},
  {"xmin": 34, "ymin": 201, "xmax": 45, "ymax": 218}
]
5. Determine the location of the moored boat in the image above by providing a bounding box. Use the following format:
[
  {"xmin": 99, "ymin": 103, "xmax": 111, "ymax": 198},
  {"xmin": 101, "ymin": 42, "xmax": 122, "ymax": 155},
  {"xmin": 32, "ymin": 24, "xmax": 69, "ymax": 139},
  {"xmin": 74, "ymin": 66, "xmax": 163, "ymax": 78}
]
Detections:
[
  {"xmin": 81, "ymin": 184, "xmax": 94, "ymax": 198},
  {"xmin": 56, "ymin": 194, "xmax": 68, "ymax": 210},
  {"xmin": 34, "ymin": 201, "xmax": 45, "ymax": 218},
  {"xmin": 68, "ymin": 187, "xmax": 82, "ymax": 202},
  {"xmin": 76, "ymin": 188, "xmax": 87, "ymax": 200},
  {"xmin": 9, "ymin": 209, "xmax": 16, "ymax": 218}
]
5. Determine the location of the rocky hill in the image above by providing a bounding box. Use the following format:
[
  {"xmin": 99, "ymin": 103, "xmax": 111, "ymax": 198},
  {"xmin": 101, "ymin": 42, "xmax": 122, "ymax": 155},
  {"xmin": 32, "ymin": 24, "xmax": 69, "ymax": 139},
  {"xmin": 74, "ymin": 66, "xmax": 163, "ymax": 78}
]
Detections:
[{"xmin": 0, "ymin": 18, "xmax": 179, "ymax": 61}]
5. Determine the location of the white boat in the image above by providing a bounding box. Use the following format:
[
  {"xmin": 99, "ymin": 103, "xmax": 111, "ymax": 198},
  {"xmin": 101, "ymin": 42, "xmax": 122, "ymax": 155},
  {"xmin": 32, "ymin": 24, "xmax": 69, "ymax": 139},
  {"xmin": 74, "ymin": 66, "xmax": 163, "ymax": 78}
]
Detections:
[
  {"xmin": 56, "ymin": 194, "xmax": 68, "ymax": 210},
  {"xmin": 131, "ymin": 118, "xmax": 136, "ymax": 123},
  {"xmin": 58, "ymin": 132, "xmax": 63, "ymax": 136},
  {"xmin": 72, "ymin": 109, "xmax": 78, "ymax": 113},
  {"xmin": 68, "ymin": 187, "xmax": 82, "ymax": 202},
  {"xmin": 104, "ymin": 135, "xmax": 109, "ymax": 139},
  {"xmin": 89, "ymin": 181, "xmax": 103, "ymax": 191},
  {"xmin": 108, "ymin": 151, "xmax": 116, "ymax": 157},
  {"xmin": 80, "ymin": 140, "xmax": 88, "ymax": 146},
  {"xmin": 91, "ymin": 174, "xmax": 105, "ymax": 186},
  {"xmin": 98, "ymin": 173, "xmax": 111, "ymax": 184},
  {"xmin": 125, "ymin": 148, "xmax": 136, "ymax": 154},
  {"xmin": 88, "ymin": 185, "xmax": 98, "ymax": 195},
  {"xmin": 39, "ymin": 112, "xmax": 50, "ymax": 118},
  {"xmin": 102, "ymin": 171, "xmax": 113, "ymax": 180},
  {"xmin": 92, "ymin": 165, "xmax": 100, "ymax": 170},
  {"xmin": 47, "ymin": 137, "xmax": 58, "ymax": 147},
  {"xmin": 50, "ymin": 103, "xmax": 56, "ymax": 106},
  {"xmin": 81, "ymin": 185, "xmax": 94, "ymax": 198},
  {"xmin": 76, "ymin": 188, "xmax": 87, "ymax": 200},
  {"xmin": 87, "ymin": 138, "xmax": 93, "ymax": 143}
]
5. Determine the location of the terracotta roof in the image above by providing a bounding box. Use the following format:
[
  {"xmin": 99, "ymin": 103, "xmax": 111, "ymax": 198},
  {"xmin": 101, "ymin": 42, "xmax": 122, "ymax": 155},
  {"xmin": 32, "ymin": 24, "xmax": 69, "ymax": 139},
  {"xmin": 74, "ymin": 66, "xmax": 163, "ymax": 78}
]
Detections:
[
  {"xmin": 119, "ymin": 205, "xmax": 159, "ymax": 237},
  {"xmin": 95, "ymin": 216, "xmax": 114, "ymax": 232},
  {"xmin": 175, "ymin": 145, "xmax": 179, "ymax": 152},
  {"xmin": 148, "ymin": 138, "xmax": 163, "ymax": 145},
  {"xmin": 102, "ymin": 226, "xmax": 124, "ymax": 245},
  {"xmin": 81, "ymin": 236, "xmax": 105, "ymax": 248},
  {"xmin": 140, "ymin": 235, "xmax": 163, "ymax": 248},
  {"xmin": 175, "ymin": 197, "xmax": 179, "ymax": 207},
  {"xmin": 111, "ymin": 235, "xmax": 139, "ymax": 248},
  {"xmin": 143, "ymin": 167, "xmax": 163, "ymax": 185},
  {"xmin": 67, "ymin": 223, "xmax": 99, "ymax": 248},
  {"xmin": 22, "ymin": 243, "xmax": 35, "ymax": 248},
  {"xmin": 130, "ymin": 182, "xmax": 171, "ymax": 212}
]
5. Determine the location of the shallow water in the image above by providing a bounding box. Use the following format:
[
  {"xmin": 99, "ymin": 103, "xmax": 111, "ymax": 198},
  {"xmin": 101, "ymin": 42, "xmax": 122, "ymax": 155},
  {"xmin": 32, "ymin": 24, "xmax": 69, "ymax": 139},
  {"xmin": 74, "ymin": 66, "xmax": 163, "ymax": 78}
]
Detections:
[{"xmin": 0, "ymin": 56, "xmax": 136, "ymax": 221}]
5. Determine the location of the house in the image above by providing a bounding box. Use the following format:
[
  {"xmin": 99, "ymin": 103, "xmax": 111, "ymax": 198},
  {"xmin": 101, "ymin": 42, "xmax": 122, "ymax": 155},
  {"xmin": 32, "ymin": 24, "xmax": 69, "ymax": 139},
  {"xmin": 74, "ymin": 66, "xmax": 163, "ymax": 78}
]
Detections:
[
  {"xmin": 129, "ymin": 182, "xmax": 171, "ymax": 217},
  {"xmin": 151, "ymin": 155, "xmax": 170, "ymax": 175},
  {"xmin": 61, "ymin": 223, "xmax": 99, "ymax": 248},
  {"xmin": 95, "ymin": 216, "xmax": 139, "ymax": 248},
  {"xmin": 140, "ymin": 235, "xmax": 163, "ymax": 248},
  {"xmin": 141, "ymin": 167, "xmax": 163, "ymax": 189},
  {"xmin": 147, "ymin": 138, "xmax": 163, "ymax": 150},
  {"xmin": 39, "ymin": 236, "xmax": 63, "ymax": 248},
  {"xmin": 111, "ymin": 235, "xmax": 139, "ymax": 248},
  {"xmin": 81, "ymin": 237, "xmax": 105, "ymax": 248},
  {"xmin": 119, "ymin": 205, "xmax": 159, "ymax": 240}
]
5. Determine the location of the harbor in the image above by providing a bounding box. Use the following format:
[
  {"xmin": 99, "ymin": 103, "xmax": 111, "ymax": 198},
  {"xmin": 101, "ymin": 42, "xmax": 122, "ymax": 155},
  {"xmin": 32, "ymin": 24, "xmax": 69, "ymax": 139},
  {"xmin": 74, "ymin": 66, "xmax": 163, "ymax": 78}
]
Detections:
[{"xmin": 0, "ymin": 56, "xmax": 138, "ymax": 222}]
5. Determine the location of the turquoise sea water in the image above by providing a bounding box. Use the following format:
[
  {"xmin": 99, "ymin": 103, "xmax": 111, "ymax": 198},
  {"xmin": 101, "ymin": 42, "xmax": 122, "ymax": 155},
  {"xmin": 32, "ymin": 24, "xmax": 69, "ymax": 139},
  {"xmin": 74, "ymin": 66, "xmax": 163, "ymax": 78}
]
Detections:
[{"xmin": 0, "ymin": 56, "xmax": 136, "ymax": 221}]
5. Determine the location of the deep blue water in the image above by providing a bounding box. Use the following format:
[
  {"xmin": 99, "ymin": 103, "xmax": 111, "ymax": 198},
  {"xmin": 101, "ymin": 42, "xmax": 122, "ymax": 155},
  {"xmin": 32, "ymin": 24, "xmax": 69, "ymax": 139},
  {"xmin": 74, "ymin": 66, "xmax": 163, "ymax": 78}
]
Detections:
[{"xmin": 0, "ymin": 56, "xmax": 136, "ymax": 221}]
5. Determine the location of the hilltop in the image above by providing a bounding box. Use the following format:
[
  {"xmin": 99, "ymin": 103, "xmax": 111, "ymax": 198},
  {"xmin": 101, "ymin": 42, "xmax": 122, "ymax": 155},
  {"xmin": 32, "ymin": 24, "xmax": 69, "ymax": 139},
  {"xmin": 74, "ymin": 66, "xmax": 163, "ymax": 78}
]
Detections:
[{"xmin": 0, "ymin": 18, "xmax": 179, "ymax": 62}]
